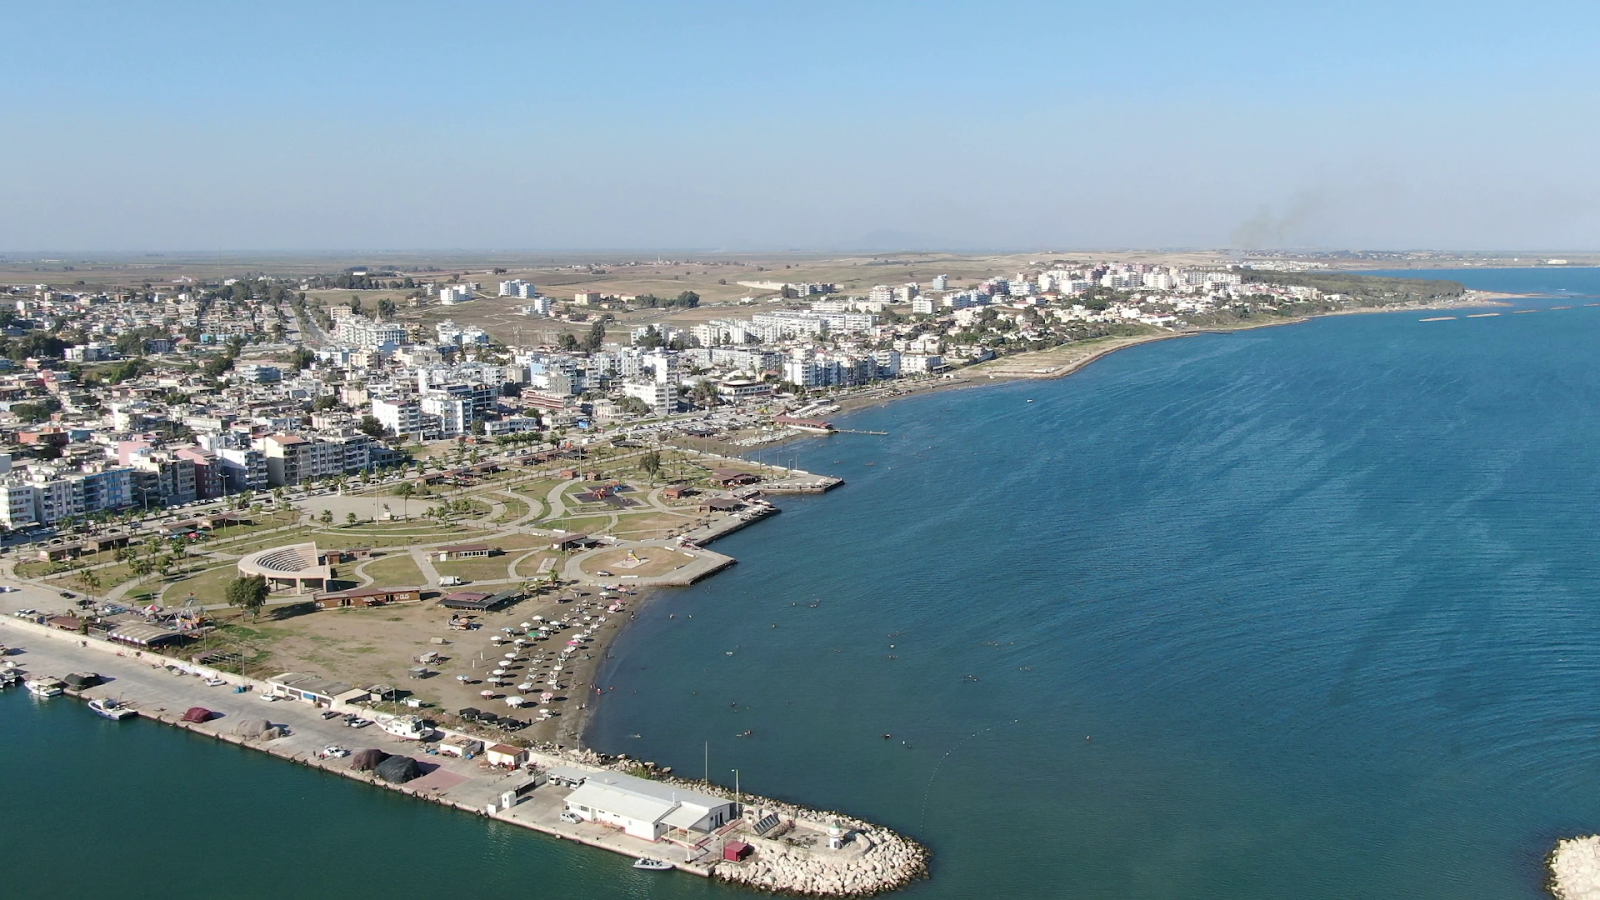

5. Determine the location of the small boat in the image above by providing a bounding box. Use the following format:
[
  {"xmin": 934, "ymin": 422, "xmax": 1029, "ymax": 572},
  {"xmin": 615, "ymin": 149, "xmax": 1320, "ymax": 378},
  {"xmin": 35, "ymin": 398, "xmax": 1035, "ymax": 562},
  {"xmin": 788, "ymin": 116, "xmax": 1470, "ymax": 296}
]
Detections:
[
  {"xmin": 25, "ymin": 677, "xmax": 65, "ymax": 698},
  {"xmin": 0, "ymin": 669, "xmax": 21, "ymax": 687},
  {"xmin": 380, "ymin": 714, "xmax": 428, "ymax": 739},
  {"xmin": 633, "ymin": 858, "xmax": 673, "ymax": 871},
  {"xmin": 88, "ymin": 697, "xmax": 136, "ymax": 721}
]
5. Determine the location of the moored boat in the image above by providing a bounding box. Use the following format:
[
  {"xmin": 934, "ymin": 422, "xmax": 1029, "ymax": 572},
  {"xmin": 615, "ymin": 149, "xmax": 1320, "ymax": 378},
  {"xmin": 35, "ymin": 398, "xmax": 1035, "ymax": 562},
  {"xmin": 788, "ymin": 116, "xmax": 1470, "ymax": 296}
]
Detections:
[
  {"xmin": 88, "ymin": 697, "xmax": 137, "ymax": 721},
  {"xmin": 633, "ymin": 858, "xmax": 673, "ymax": 871},
  {"xmin": 25, "ymin": 677, "xmax": 65, "ymax": 698}
]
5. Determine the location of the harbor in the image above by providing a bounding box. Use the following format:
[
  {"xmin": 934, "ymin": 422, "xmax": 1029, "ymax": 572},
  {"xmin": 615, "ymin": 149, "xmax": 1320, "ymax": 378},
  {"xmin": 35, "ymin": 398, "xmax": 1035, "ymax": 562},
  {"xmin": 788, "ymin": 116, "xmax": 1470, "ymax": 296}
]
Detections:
[{"xmin": 0, "ymin": 613, "xmax": 928, "ymax": 897}]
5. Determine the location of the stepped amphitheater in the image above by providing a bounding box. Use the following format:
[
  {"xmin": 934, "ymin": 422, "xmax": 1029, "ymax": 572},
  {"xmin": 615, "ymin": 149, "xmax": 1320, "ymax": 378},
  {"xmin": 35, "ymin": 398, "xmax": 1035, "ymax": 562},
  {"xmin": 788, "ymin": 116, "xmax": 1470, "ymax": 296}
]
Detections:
[{"xmin": 236, "ymin": 542, "xmax": 332, "ymax": 594}]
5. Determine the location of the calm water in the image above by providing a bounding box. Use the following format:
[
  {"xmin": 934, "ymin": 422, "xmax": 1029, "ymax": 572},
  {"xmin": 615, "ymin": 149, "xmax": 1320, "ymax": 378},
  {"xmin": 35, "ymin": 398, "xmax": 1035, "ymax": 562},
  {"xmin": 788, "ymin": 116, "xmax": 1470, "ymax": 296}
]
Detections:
[{"xmin": 12, "ymin": 268, "xmax": 1600, "ymax": 898}]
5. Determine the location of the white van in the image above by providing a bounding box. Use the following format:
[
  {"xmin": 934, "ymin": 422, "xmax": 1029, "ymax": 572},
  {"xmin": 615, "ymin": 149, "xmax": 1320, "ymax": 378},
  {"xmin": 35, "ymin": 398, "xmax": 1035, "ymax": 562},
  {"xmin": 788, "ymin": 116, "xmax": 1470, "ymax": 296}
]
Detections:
[{"xmin": 440, "ymin": 576, "xmax": 466, "ymax": 587}]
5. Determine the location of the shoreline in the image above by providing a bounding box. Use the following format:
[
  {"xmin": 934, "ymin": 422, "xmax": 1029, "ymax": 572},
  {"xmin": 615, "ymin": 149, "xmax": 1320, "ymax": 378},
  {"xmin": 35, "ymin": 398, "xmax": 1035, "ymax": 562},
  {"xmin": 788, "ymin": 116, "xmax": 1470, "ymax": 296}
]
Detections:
[
  {"xmin": 584, "ymin": 288, "xmax": 1526, "ymax": 746},
  {"xmin": 1, "ymin": 614, "xmax": 929, "ymax": 897}
]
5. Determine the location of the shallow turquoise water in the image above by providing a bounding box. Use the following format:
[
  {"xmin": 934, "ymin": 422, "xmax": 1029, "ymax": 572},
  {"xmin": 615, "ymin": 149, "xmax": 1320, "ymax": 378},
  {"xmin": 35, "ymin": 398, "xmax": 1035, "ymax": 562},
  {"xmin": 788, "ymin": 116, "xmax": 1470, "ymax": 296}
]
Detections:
[{"xmin": 10, "ymin": 268, "xmax": 1600, "ymax": 898}]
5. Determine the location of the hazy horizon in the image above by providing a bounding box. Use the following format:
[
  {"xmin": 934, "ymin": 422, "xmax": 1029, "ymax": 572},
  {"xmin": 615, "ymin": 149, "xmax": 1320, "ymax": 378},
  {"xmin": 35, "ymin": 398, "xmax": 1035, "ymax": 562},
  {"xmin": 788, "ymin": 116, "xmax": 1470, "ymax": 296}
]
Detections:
[{"xmin": 6, "ymin": 1, "xmax": 1599, "ymax": 253}]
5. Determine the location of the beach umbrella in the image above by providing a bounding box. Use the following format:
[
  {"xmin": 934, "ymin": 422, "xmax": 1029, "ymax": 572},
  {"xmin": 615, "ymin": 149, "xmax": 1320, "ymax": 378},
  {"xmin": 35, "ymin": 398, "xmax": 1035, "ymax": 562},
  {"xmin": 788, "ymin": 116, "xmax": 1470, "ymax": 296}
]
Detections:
[
  {"xmin": 491, "ymin": 668, "xmax": 506, "ymax": 676},
  {"xmin": 518, "ymin": 682, "xmax": 535, "ymax": 692},
  {"xmin": 480, "ymin": 690, "xmax": 496, "ymax": 698},
  {"xmin": 520, "ymin": 622, "xmax": 532, "ymax": 629},
  {"xmin": 540, "ymin": 692, "xmax": 554, "ymax": 702}
]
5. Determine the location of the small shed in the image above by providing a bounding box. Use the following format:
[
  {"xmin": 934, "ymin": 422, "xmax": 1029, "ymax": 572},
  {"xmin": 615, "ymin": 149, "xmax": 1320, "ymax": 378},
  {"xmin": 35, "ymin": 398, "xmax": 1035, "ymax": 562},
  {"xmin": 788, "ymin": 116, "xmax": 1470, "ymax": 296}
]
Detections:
[
  {"xmin": 486, "ymin": 743, "xmax": 529, "ymax": 768},
  {"xmin": 724, "ymin": 841, "xmax": 753, "ymax": 862},
  {"xmin": 711, "ymin": 468, "xmax": 760, "ymax": 487}
]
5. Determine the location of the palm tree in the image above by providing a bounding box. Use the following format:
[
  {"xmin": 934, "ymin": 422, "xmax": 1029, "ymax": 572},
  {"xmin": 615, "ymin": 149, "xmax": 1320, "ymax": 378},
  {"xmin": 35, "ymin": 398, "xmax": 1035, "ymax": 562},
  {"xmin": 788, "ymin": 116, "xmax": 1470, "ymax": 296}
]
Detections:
[
  {"xmin": 394, "ymin": 482, "xmax": 416, "ymax": 519},
  {"xmin": 319, "ymin": 509, "xmax": 334, "ymax": 527}
]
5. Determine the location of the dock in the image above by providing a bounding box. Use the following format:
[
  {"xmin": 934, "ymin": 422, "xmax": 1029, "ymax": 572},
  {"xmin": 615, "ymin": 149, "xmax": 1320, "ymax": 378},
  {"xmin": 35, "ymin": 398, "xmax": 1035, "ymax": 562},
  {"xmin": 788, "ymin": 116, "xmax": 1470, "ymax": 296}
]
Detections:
[{"xmin": 0, "ymin": 614, "xmax": 927, "ymax": 897}]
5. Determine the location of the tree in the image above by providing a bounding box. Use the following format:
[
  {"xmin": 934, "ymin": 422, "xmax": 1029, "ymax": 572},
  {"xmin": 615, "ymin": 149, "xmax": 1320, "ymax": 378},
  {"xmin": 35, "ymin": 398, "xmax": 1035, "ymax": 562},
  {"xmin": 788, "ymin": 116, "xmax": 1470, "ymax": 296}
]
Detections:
[
  {"xmin": 226, "ymin": 574, "xmax": 270, "ymax": 620},
  {"xmin": 346, "ymin": 511, "xmax": 358, "ymax": 527},
  {"xmin": 312, "ymin": 394, "xmax": 339, "ymax": 412},
  {"xmin": 319, "ymin": 509, "xmax": 334, "ymax": 527},
  {"xmin": 358, "ymin": 415, "xmax": 386, "ymax": 439},
  {"xmin": 558, "ymin": 333, "xmax": 580, "ymax": 352},
  {"xmin": 393, "ymin": 482, "xmax": 416, "ymax": 518},
  {"xmin": 585, "ymin": 320, "xmax": 607, "ymax": 352},
  {"xmin": 288, "ymin": 346, "xmax": 316, "ymax": 370},
  {"xmin": 640, "ymin": 450, "xmax": 662, "ymax": 482}
]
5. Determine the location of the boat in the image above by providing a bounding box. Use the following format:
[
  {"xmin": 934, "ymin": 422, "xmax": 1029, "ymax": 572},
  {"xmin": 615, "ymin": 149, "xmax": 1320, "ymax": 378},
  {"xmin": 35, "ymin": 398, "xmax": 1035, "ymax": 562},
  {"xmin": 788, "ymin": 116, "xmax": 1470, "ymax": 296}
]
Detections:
[
  {"xmin": 633, "ymin": 858, "xmax": 673, "ymax": 871},
  {"xmin": 0, "ymin": 669, "xmax": 20, "ymax": 687},
  {"xmin": 380, "ymin": 714, "xmax": 430, "ymax": 740},
  {"xmin": 88, "ymin": 697, "xmax": 137, "ymax": 721},
  {"xmin": 25, "ymin": 677, "xmax": 65, "ymax": 698}
]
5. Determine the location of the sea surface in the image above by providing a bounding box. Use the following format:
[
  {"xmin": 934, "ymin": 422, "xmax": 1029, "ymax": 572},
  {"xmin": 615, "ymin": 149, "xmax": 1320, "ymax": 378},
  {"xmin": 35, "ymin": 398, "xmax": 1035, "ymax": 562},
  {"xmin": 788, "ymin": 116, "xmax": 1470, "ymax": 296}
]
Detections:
[{"xmin": 11, "ymin": 267, "xmax": 1600, "ymax": 898}]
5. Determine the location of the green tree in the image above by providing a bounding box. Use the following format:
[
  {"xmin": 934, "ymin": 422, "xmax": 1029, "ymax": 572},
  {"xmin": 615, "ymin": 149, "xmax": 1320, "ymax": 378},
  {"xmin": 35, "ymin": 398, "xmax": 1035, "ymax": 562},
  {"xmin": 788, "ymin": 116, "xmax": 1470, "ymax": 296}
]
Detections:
[
  {"xmin": 393, "ymin": 482, "xmax": 416, "ymax": 518},
  {"xmin": 346, "ymin": 511, "xmax": 358, "ymax": 527},
  {"xmin": 358, "ymin": 415, "xmax": 386, "ymax": 439},
  {"xmin": 226, "ymin": 574, "xmax": 270, "ymax": 620},
  {"xmin": 319, "ymin": 509, "xmax": 334, "ymax": 527},
  {"xmin": 585, "ymin": 320, "xmax": 607, "ymax": 352},
  {"xmin": 640, "ymin": 450, "xmax": 662, "ymax": 482}
]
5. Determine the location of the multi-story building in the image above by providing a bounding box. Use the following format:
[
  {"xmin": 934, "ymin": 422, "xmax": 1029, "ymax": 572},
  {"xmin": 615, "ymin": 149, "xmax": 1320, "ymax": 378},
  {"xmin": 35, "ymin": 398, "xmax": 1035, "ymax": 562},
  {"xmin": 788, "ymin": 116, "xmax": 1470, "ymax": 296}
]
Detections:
[
  {"xmin": 371, "ymin": 398, "xmax": 423, "ymax": 438},
  {"xmin": 498, "ymin": 280, "xmax": 538, "ymax": 298},
  {"xmin": 621, "ymin": 380, "xmax": 674, "ymax": 418},
  {"xmin": 216, "ymin": 447, "xmax": 268, "ymax": 493},
  {"xmin": 438, "ymin": 285, "xmax": 473, "ymax": 305},
  {"xmin": 130, "ymin": 450, "xmax": 198, "ymax": 507}
]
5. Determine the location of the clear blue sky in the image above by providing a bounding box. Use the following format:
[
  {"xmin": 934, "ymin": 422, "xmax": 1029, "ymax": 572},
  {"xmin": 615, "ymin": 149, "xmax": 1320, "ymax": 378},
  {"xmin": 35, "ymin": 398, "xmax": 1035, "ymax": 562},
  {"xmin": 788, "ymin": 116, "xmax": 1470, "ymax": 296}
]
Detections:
[{"xmin": 3, "ymin": 0, "xmax": 1597, "ymax": 251}]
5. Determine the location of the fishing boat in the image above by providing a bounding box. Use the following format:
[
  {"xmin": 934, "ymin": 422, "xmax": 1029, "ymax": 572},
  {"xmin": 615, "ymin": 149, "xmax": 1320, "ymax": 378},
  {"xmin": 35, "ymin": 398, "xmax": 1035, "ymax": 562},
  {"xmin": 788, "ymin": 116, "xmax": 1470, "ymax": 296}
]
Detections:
[
  {"xmin": 379, "ymin": 714, "xmax": 430, "ymax": 740},
  {"xmin": 88, "ymin": 697, "xmax": 136, "ymax": 721},
  {"xmin": 25, "ymin": 677, "xmax": 65, "ymax": 698},
  {"xmin": 632, "ymin": 858, "xmax": 673, "ymax": 871},
  {"xmin": 0, "ymin": 668, "xmax": 20, "ymax": 687}
]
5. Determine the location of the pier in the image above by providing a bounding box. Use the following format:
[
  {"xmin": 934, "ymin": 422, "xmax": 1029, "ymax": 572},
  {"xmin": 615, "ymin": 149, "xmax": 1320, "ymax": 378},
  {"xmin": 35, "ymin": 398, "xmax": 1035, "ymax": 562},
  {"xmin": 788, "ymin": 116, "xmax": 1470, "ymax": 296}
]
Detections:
[{"xmin": 1, "ymin": 614, "xmax": 927, "ymax": 897}]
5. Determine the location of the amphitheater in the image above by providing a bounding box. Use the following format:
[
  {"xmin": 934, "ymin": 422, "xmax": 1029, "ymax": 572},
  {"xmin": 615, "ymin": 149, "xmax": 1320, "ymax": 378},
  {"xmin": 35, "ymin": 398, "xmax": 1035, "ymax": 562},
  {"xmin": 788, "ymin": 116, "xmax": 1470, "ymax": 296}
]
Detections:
[{"xmin": 236, "ymin": 542, "xmax": 332, "ymax": 594}]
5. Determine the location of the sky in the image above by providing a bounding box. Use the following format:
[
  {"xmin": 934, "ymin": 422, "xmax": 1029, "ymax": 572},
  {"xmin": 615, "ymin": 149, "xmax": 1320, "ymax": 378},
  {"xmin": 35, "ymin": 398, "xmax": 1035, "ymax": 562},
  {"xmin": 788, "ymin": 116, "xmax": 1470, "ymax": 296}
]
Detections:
[{"xmin": 3, "ymin": 0, "xmax": 1599, "ymax": 252}]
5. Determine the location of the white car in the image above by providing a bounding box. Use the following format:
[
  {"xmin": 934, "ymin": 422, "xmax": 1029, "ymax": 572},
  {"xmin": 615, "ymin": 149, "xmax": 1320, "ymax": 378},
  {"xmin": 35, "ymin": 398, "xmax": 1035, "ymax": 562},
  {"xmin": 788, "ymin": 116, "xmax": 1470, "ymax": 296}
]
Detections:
[
  {"xmin": 204, "ymin": 678, "xmax": 227, "ymax": 687},
  {"xmin": 257, "ymin": 693, "xmax": 280, "ymax": 702}
]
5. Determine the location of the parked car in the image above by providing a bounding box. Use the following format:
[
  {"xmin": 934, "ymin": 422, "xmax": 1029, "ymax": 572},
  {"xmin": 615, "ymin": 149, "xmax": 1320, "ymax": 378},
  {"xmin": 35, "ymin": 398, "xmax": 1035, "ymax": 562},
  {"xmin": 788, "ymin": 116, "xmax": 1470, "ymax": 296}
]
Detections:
[
  {"xmin": 257, "ymin": 693, "xmax": 280, "ymax": 702},
  {"xmin": 59, "ymin": 591, "xmax": 74, "ymax": 599}
]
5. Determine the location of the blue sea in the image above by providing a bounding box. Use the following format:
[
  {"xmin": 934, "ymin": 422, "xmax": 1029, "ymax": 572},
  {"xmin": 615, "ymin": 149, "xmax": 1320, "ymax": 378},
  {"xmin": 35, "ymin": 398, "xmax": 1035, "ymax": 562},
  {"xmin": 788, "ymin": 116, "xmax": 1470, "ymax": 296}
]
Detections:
[{"xmin": 11, "ymin": 267, "xmax": 1600, "ymax": 898}]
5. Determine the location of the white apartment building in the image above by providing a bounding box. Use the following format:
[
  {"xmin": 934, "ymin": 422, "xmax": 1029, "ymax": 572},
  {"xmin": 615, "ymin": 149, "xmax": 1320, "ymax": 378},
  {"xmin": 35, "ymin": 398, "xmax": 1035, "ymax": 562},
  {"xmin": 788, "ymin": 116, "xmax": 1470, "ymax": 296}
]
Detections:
[
  {"xmin": 621, "ymin": 380, "xmax": 674, "ymax": 417},
  {"xmin": 498, "ymin": 280, "xmax": 538, "ymax": 298},
  {"xmin": 371, "ymin": 398, "xmax": 424, "ymax": 438},
  {"xmin": 439, "ymin": 285, "xmax": 473, "ymax": 305}
]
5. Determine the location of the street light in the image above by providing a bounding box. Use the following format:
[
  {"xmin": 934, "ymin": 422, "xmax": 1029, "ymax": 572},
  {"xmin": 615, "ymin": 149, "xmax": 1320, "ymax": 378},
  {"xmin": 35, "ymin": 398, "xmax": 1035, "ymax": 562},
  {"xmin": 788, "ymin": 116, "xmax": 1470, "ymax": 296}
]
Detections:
[{"xmin": 731, "ymin": 768, "xmax": 741, "ymax": 814}]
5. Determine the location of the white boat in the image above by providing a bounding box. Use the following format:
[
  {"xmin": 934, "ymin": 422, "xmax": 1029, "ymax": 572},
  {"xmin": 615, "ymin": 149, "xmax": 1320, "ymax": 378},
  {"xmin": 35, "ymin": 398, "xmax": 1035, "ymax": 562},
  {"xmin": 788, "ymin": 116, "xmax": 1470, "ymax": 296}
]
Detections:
[
  {"xmin": 380, "ymin": 714, "xmax": 430, "ymax": 740},
  {"xmin": 633, "ymin": 858, "xmax": 673, "ymax": 871},
  {"xmin": 0, "ymin": 669, "xmax": 21, "ymax": 687},
  {"xmin": 25, "ymin": 677, "xmax": 64, "ymax": 698},
  {"xmin": 88, "ymin": 697, "xmax": 136, "ymax": 721}
]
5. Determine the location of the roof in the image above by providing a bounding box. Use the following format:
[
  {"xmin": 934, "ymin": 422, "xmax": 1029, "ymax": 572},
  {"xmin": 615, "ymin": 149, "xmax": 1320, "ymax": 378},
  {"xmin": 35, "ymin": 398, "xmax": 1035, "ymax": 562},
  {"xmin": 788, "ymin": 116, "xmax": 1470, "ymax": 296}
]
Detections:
[
  {"xmin": 316, "ymin": 586, "xmax": 419, "ymax": 600},
  {"xmin": 487, "ymin": 743, "xmax": 524, "ymax": 757},
  {"xmin": 108, "ymin": 622, "xmax": 184, "ymax": 645},
  {"xmin": 550, "ymin": 532, "xmax": 590, "ymax": 544},
  {"xmin": 565, "ymin": 782, "xmax": 677, "ymax": 825},
  {"xmin": 439, "ymin": 543, "xmax": 491, "ymax": 554},
  {"xmin": 269, "ymin": 671, "xmax": 353, "ymax": 698},
  {"xmin": 267, "ymin": 433, "xmax": 308, "ymax": 445}
]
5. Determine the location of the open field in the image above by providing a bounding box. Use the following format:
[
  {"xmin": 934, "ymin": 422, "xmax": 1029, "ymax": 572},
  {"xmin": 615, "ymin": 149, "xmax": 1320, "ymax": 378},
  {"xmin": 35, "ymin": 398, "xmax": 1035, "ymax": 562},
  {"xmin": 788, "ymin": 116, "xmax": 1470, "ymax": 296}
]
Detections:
[{"xmin": 359, "ymin": 552, "xmax": 425, "ymax": 587}]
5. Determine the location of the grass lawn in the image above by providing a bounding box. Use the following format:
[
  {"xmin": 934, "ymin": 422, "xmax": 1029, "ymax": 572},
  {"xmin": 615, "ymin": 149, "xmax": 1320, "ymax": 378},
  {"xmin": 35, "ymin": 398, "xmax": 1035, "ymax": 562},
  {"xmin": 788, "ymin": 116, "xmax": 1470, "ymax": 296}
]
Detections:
[
  {"xmin": 161, "ymin": 563, "xmax": 244, "ymax": 605},
  {"xmin": 544, "ymin": 514, "xmax": 611, "ymax": 535},
  {"xmin": 433, "ymin": 556, "xmax": 514, "ymax": 584},
  {"xmin": 513, "ymin": 550, "xmax": 561, "ymax": 578},
  {"xmin": 494, "ymin": 496, "xmax": 530, "ymax": 522},
  {"xmin": 360, "ymin": 553, "xmax": 425, "ymax": 587}
]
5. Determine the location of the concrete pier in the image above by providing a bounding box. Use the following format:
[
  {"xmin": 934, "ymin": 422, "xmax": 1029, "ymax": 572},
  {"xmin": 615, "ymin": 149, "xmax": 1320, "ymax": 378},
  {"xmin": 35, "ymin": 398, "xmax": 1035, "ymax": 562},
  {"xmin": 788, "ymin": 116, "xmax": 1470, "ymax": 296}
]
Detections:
[{"xmin": 1, "ymin": 614, "xmax": 927, "ymax": 896}]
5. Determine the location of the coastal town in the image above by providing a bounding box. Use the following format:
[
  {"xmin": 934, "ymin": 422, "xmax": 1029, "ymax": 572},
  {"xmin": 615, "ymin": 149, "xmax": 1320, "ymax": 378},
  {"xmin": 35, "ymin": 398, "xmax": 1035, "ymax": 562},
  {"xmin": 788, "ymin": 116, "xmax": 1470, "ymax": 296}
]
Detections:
[{"xmin": 0, "ymin": 250, "xmax": 1476, "ymax": 895}]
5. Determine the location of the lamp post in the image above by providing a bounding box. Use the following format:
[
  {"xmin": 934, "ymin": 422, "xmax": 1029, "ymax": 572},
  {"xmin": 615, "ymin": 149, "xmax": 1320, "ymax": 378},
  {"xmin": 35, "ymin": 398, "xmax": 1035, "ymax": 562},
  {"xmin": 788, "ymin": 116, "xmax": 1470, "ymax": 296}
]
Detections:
[{"xmin": 731, "ymin": 768, "xmax": 741, "ymax": 815}]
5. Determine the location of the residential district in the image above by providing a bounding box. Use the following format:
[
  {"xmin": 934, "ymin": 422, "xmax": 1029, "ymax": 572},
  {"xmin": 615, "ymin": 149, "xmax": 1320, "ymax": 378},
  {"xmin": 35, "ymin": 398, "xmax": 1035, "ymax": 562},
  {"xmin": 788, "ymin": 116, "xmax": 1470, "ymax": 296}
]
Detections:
[{"xmin": 0, "ymin": 259, "xmax": 1401, "ymax": 534}]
